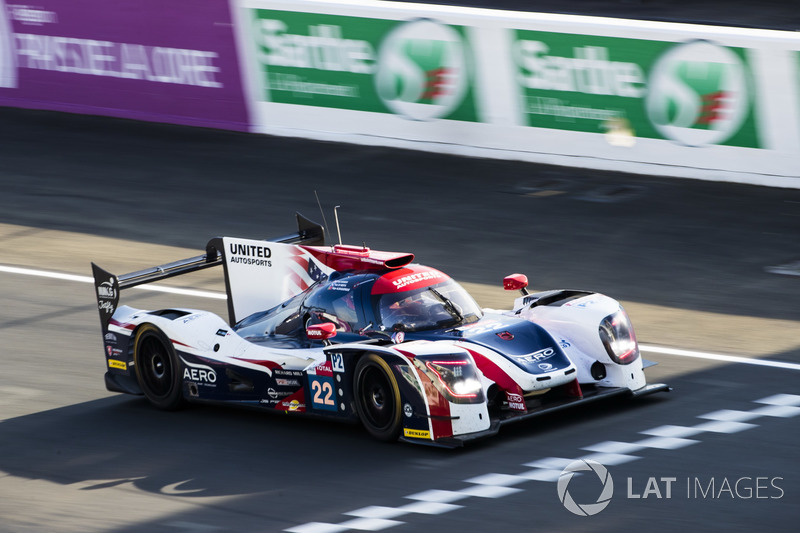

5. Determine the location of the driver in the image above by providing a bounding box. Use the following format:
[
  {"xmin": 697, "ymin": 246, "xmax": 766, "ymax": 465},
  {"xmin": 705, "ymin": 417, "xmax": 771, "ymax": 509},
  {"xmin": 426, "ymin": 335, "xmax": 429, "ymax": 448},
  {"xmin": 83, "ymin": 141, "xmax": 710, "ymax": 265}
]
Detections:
[{"xmin": 382, "ymin": 294, "xmax": 427, "ymax": 327}]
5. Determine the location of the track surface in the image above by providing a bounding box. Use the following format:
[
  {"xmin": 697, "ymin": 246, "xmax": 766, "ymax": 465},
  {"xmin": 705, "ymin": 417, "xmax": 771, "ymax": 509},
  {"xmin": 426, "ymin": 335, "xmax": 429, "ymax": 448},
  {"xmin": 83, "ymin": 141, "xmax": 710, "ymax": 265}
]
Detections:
[{"xmin": 0, "ymin": 106, "xmax": 798, "ymax": 533}]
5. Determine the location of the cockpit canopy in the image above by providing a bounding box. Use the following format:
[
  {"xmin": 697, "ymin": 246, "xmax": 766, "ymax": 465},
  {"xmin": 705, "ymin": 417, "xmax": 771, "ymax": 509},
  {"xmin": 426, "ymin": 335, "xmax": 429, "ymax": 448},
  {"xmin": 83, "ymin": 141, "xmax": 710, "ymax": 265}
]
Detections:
[{"xmin": 233, "ymin": 265, "xmax": 482, "ymax": 346}]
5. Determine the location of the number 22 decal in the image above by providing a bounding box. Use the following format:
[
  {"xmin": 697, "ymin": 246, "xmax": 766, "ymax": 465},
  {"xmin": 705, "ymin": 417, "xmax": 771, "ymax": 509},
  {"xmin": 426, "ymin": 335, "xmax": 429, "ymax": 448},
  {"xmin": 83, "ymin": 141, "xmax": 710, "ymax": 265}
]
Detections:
[
  {"xmin": 312, "ymin": 380, "xmax": 334, "ymax": 405},
  {"xmin": 310, "ymin": 376, "xmax": 336, "ymax": 411}
]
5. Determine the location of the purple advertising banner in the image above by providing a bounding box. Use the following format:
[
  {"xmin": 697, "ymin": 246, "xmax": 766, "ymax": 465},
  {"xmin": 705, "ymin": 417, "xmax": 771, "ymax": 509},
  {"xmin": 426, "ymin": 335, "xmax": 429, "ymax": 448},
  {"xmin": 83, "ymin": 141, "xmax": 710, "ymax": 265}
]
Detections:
[{"xmin": 0, "ymin": 0, "xmax": 249, "ymax": 131}]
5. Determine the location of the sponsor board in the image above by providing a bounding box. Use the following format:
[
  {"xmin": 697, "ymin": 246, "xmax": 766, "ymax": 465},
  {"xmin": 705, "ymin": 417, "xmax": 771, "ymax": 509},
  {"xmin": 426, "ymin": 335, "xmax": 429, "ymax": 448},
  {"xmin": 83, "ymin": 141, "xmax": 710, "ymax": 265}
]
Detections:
[
  {"xmin": 242, "ymin": 8, "xmax": 478, "ymax": 122},
  {"xmin": 0, "ymin": 0, "xmax": 248, "ymax": 130},
  {"xmin": 511, "ymin": 32, "xmax": 759, "ymax": 148}
]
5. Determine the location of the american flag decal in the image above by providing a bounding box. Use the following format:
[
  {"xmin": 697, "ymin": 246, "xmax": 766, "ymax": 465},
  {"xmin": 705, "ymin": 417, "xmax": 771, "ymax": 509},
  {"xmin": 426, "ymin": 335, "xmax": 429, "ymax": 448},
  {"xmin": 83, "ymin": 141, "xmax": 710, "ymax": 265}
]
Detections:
[{"xmin": 284, "ymin": 247, "xmax": 330, "ymax": 299}]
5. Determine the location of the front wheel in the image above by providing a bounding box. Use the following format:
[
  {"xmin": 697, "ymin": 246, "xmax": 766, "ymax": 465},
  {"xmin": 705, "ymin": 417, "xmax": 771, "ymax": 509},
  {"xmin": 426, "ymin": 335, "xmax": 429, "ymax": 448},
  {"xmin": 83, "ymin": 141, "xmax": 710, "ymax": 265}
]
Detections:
[
  {"xmin": 353, "ymin": 354, "xmax": 402, "ymax": 442},
  {"xmin": 133, "ymin": 324, "xmax": 184, "ymax": 410}
]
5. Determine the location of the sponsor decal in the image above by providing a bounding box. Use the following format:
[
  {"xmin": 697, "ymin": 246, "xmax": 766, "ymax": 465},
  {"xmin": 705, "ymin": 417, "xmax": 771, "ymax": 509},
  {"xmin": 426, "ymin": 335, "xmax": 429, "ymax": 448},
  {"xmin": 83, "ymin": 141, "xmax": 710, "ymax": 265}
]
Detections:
[
  {"xmin": 181, "ymin": 314, "xmax": 200, "ymax": 324},
  {"xmin": 509, "ymin": 347, "xmax": 555, "ymax": 365},
  {"xmin": 106, "ymin": 346, "xmax": 123, "ymax": 357},
  {"xmin": 248, "ymin": 10, "xmax": 478, "ymax": 122},
  {"xmin": 267, "ymin": 387, "xmax": 278, "ymax": 399},
  {"xmin": 274, "ymin": 369, "xmax": 303, "ymax": 377},
  {"xmin": 391, "ymin": 270, "xmax": 444, "ymax": 290},
  {"xmin": 326, "ymin": 279, "xmax": 351, "ymax": 292},
  {"xmin": 228, "ymin": 242, "xmax": 272, "ymax": 267},
  {"xmin": 564, "ymin": 298, "xmax": 596, "ymax": 308},
  {"xmin": 510, "ymin": 32, "xmax": 758, "ymax": 147},
  {"xmin": 403, "ymin": 403, "xmax": 413, "ymax": 417},
  {"xmin": 108, "ymin": 359, "xmax": 127, "ymax": 370},
  {"xmin": 215, "ymin": 329, "xmax": 228, "ymax": 337},
  {"xmin": 391, "ymin": 331, "xmax": 405, "ymax": 344},
  {"xmin": 538, "ymin": 363, "xmax": 553, "ymax": 371},
  {"xmin": 96, "ymin": 277, "xmax": 117, "ymax": 316},
  {"xmin": 180, "ymin": 357, "xmax": 217, "ymax": 385},
  {"xmin": 312, "ymin": 360, "xmax": 333, "ymax": 377},
  {"xmin": 275, "ymin": 378, "xmax": 300, "ymax": 387},
  {"xmin": 282, "ymin": 399, "xmax": 305, "ymax": 412},
  {"xmin": 104, "ymin": 332, "xmax": 118, "ymax": 344},
  {"xmin": 403, "ymin": 428, "xmax": 431, "ymax": 439},
  {"xmin": 505, "ymin": 391, "xmax": 526, "ymax": 411}
]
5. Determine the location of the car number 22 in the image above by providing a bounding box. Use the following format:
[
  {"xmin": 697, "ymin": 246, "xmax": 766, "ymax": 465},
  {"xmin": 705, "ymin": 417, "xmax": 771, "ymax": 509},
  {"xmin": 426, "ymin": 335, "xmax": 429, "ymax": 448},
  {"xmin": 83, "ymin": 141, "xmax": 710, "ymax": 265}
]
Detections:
[{"xmin": 310, "ymin": 376, "xmax": 337, "ymax": 411}]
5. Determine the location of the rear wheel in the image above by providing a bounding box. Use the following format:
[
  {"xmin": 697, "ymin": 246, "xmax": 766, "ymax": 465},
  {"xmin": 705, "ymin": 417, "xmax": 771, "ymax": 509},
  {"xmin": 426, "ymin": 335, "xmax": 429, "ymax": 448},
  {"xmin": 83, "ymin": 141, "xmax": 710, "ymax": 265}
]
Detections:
[
  {"xmin": 133, "ymin": 324, "xmax": 184, "ymax": 410},
  {"xmin": 353, "ymin": 354, "xmax": 402, "ymax": 442}
]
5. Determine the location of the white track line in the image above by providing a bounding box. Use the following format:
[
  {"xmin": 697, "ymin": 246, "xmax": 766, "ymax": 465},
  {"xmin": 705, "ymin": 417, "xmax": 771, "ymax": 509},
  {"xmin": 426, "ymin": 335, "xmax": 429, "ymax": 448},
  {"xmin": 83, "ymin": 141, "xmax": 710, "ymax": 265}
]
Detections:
[
  {"xmin": 640, "ymin": 344, "xmax": 800, "ymax": 371},
  {"xmin": 0, "ymin": 264, "xmax": 226, "ymax": 300},
  {"xmin": 2, "ymin": 264, "xmax": 798, "ymax": 369}
]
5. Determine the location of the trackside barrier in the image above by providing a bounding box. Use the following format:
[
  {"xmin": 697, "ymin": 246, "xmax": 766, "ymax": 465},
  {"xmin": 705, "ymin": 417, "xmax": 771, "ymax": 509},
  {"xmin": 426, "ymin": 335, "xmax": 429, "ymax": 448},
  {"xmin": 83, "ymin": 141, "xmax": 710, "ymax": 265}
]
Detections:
[
  {"xmin": 1, "ymin": 1, "xmax": 798, "ymax": 187},
  {"xmin": 231, "ymin": 0, "xmax": 800, "ymax": 188}
]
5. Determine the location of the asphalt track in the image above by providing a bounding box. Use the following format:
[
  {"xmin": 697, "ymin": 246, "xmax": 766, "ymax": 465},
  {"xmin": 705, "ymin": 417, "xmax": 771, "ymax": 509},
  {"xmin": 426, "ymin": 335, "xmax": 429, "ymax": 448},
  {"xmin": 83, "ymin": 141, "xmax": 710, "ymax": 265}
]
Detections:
[{"xmin": 0, "ymin": 103, "xmax": 798, "ymax": 533}]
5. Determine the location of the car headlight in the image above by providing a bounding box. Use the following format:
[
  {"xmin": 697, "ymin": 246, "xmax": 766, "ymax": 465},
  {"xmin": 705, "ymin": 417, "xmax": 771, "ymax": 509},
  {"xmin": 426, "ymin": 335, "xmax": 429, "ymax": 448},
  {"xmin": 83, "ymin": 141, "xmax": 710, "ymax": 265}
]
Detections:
[
  {"xmin": 599, "ymin": 309, "xmax": 639, "ymax": 365},
  {"xmin": 413, "ymin": 353, "xmax": 485, "ymax": 404}
]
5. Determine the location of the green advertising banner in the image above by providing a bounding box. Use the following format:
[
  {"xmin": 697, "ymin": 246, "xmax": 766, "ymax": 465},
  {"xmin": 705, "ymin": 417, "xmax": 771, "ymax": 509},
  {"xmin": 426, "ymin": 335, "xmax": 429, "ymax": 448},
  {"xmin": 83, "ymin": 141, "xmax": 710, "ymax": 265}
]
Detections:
[
  {"xmin": 510, "ymin": 31, "xmax": 760, "ymax": 148},
  {"xmin": 248, "ymin": 9, "xmax": 479, "ymax": 122}
]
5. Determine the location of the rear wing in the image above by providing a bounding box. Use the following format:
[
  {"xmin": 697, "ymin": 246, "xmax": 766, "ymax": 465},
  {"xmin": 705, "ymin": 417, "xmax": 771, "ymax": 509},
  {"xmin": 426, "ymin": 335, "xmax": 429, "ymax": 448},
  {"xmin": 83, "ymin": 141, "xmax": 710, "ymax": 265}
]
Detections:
[{"xmin": 91, "ymin": 213, "xmax": 325, "ymax": 332}]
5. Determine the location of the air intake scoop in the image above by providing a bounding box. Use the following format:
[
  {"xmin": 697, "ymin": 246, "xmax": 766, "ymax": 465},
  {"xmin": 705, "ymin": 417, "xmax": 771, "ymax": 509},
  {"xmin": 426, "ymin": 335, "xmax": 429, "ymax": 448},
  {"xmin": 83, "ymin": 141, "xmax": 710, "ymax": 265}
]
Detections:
[{"xmin": 302, "ymin": 245, "xmax": 414, "ymax": 272}]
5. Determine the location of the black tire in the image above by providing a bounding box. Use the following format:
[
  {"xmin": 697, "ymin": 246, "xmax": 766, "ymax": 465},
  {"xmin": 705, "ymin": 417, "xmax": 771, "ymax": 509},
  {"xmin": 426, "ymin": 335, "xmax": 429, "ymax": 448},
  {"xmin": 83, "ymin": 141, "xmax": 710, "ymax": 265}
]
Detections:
[
  {"xmin": 133, "ymin": 324, "xmax": 184, "ymax": 410},
  {"xmin": 353, "ymin": 354, "xmax": 402, "ymax": 442}
]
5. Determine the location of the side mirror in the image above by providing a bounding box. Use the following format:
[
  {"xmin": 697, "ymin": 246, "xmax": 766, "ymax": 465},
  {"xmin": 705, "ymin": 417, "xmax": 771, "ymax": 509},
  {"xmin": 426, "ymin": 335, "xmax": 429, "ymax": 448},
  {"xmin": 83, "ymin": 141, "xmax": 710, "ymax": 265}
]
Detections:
[
  {"xmin": 503, "ymin": 273, "xmax": 529, "ymax": 295},
  {"xmin": 307, "ymin": 322, "xmax": 337, "ymax": 345}
]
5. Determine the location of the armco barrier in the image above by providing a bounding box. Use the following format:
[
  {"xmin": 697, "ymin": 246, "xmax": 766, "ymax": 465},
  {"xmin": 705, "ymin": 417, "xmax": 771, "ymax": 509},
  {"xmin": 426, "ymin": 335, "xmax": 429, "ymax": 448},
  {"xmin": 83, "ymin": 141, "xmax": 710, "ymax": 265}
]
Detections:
[
  {"xmin": 0, "ymin": 0, "xmax": 248, "ymax": 131},
  {"xmin": 231, "ymin": 0, "xmax": 800, "ymax": 188}
]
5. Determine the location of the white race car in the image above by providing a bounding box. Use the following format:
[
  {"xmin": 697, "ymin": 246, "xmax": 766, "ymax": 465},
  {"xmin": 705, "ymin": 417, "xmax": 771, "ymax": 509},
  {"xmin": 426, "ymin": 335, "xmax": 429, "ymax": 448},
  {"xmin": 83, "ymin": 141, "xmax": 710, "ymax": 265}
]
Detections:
[{"xmin": 92, "ymin": 214, "xmax": 669, "ymax": 446}]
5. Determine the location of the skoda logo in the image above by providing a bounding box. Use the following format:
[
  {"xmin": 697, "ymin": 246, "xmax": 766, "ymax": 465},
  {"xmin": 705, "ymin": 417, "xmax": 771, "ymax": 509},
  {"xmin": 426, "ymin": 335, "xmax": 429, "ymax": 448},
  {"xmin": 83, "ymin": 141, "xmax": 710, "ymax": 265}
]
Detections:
[
  {"xmin": 375, "ymin": 19, "xmax": 468, "ymax": 121},
  {"xmin": 645, "ymin": 40, "xmax": 749, "ymax": 147},
  {"xmin": 557, "ymin": 459, "xmax": 614, "ymax": 516}
]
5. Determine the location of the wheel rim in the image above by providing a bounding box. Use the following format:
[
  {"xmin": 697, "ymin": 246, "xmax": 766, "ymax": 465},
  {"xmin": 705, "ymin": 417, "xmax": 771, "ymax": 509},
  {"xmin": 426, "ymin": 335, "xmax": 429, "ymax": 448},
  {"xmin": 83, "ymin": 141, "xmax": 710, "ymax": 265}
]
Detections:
[
  {"xmin": 359, "ymin": 365, "xmax": 394, "ymax": 430},
  {"xmin": 140, "ymin": 335, "xmax": 173, "ymax": 398}
]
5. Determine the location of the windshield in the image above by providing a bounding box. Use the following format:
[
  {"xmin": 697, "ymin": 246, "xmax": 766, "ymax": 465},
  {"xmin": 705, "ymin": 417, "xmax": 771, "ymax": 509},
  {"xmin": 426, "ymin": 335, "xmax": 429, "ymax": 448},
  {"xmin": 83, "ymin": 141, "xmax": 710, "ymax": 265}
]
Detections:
[{"xmin": 372, "ymin": 279, "xmax": 482, "ymax": 332}]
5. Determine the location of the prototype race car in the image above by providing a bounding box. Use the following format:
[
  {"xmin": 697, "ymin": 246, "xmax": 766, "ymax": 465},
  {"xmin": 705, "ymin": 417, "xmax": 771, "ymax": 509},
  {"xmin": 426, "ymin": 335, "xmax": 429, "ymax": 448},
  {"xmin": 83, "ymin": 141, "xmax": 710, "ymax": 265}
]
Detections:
[{"xmin": 91, "ymin": 214, "xmax": 669, "ymax": 446}]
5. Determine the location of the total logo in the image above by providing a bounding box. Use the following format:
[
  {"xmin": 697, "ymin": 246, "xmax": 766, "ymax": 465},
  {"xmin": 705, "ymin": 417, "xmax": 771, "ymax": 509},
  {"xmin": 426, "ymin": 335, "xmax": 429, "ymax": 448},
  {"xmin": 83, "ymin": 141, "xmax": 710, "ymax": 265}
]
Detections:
[
  {"xmin": 375, "ymin": 19, "xmax": 469, "ymax": 121},
  {"xmin": 646, "ymin": 40, "xmax": 750, "ymax": 147}
]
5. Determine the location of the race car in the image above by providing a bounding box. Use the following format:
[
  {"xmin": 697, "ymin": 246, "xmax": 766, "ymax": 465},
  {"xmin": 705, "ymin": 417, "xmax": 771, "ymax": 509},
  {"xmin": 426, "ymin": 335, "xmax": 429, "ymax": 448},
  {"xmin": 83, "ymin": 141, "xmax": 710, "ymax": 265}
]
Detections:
[{"xmin": 91, "ymin": 213, "xmax": 669, "ymax": 446}]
